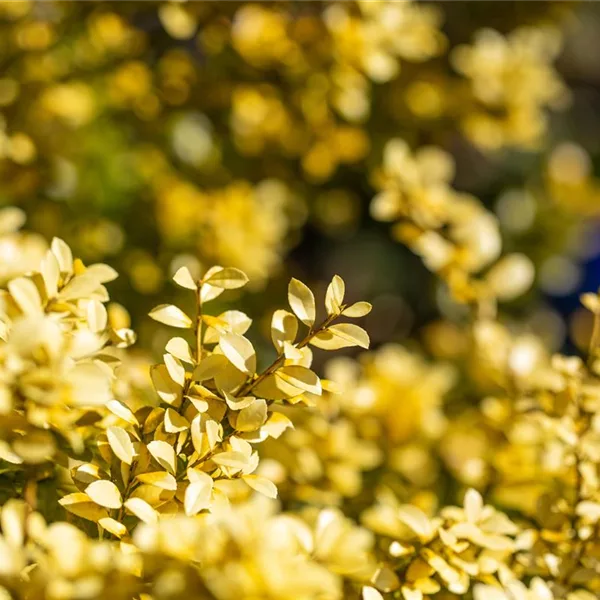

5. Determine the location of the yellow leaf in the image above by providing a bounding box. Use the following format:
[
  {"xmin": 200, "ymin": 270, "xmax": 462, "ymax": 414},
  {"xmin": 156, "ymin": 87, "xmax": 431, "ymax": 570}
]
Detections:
[
  {"xmin": 199, "ymin": 266, "xmax": 226, "ymax": 303},
  {"xmin": 342, "ymin": 301, "xmax": 372, "ymax": 318},
  {"xmin": 288, "ymin": 278, "xmax": 315, "ymax": 327},
  {"xmin": 136, "ymin": 471, "xmax": 177, "ymax": 491},
  {"xmin": 41, "ymin": 251, "xmax": 60, "ymax": 298},
  {"xmin": 8, "ymin": 277, "xmax": 42, "ymax": 315},
  {"xmin": 124, "ymin": 498, "xmax": 158, "ymax": 524},
  {"xmin": 191, "ymin": 415, "xmax": 207, "ymax": 456},
  {"xmin": 59, "ymin": 273, "xmax": 102, "ymax": 300},
  {"xmin": 147, "ymin": 440, "xmax": 177, "ymax": 474},
  {"xmin": 325, "ymin": 275, "xmax": 345, "ymax": 316},
  {"xmin": 172, "ymin": 266, "xmax": 197, "ymax": 290},
  {"xmin": 271, "ymin": 309, "xmax": 298, "ymax": 352},
  {"xmin": 151, "ymin": 364, "xmax": 183, "ymax": 406},
  {"xmin": 236, "ymin": 399, "xmax": 268, "ymax": 432},
  {"xmin": 50, "ymin": 237, "xmax": 73, "ymax": 273},
  {"xmin": 149, "ymin": 304, "xmax": 192, "ymax": 329},
  {"xmin": 261, "ymin": 412, "xmax": 293, "ymax": 438},
  {"xmin": 164, "ymin": 353, "xmax": 186, "ymax": 387},
  {"xmin": 224, "ymin": 391, "xmax": 255, "ymax": 411},
  {"xmin": 371, "ymin": 566, "xmax": 400, "ymax": 593},
  {"xmin": 184, "ymin": 472, "xmax": 213, "ymax": 515},
  {"xmin": 87, "ymin": 299, "xmax": 108, "ymax": 332},
  {"xmin": 59, "ymin": 493, "xmax": 108, "ymax": 522},
  {"xmin": 204, "ymin": 267, "xmax": 249, "ymax": 289},
  {"xmin": 206, "ymin": 419, "xmax": 223, "ymax": 449},
  {"xmin": 397, "ymin": 505, "xmax": 433, "ymax": 539},
  {"xmin": 193, "ymin": 353, "xmax": 227, "ymax": 381},
  {"xmin": 310, "ymin": 323, "xmax": 370, "ymax": 350},
  {"xmin": 204, "ymin": 310, "xmax": 252, "ymax": 344},
  {"xmin": 582, "ymin": 293, "xmax": 600, "ymax": 315},
  {"xmin": 362, "ymin": 587, "xmax": 384, "ymax": 600},
  {"xmin": 253, "ymin": 373, "xmax": 303, "ymax": 401},
  {"xmin": 401, "ymin": 587, "xmax": 423, "ymax": 600},
  {"xmin": 276, "ymin": 365, "xmax": 322, "ymax": 395},
  {"xmin": 106, "ymin": 400, "xmax": 138, "ymax": 426},
  {"xmin": 212, "ymin": 451, "xmax": 248, "ymax": 470},
  {"xmin": 165, "ymin": 337, "xmax": 194, "ymax": 364},
  {"xmin": 283, "ymin": 341, "xmax": 303, "ymax": 360},
  {"xmin": 107, "ymin": 426, "xmax": 135, "ymax": 465},
  {"xmin": 98, "ymin": 517, "xmax": 127, "ymax": 538},
  {"xmin": 473, "ymin": 585, "xmax": 507, "ymax": 600},
  {"xmin": 85, "ymin": 263, "xmax": 119, "ymax": 283},
  {"xmin": 164, "ymin": 408, "xmax": 189, "ymax": 433},
  {"xmin": 219, "ymin": 333, "xmax": 256, "ymax": 375},
  {"xmin": 243, "ymin": 475, "xmax": 277, "ymax": 498},
  {"xmin": 73, "ymin": 463, "xmax": 102, "ymax": 485},
  {"xmin": 85, "ymin": 480, "xmax": 122, "ymax": 509}
]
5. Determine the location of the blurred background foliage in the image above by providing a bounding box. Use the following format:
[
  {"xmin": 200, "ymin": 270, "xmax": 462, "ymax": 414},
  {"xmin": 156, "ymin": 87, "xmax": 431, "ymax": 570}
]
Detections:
[{"xmin": 1, "ymin": 0, "xmax": 600, "ymax": 361}]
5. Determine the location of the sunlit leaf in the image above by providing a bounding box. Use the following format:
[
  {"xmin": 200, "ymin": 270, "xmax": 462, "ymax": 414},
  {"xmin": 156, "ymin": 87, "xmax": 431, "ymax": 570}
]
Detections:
[
  {"xmin": 149, "ymin": 304, "xmax": 193, "ymax": 328},
  {"xmin": 288, "ymin": 278, "xmax": 316, "ymax": 327},
  {"xmin": 107, "ymin": 426, "xmax": 135, "ymax": 465},
  {"xmin": 173, "ymin": 266, "xmax": 197, "ymax": 290},
  {"xmin": 204, "ymin": 267, "xmax": 249, "ymax": 289},
  {"xmin": 243, "ymin": 475, "xmax": 277, "ymax": 498},
  {"xmin": 219, "ymin": 333, "xmax": 256, "ymax": 375},
  {"xmin": 325, "ymin": 275, "xmax": 345, "ymax": 316},
  {"xmin": 310, "ymin": 323, "xmax": 370, "ymax": 350},
  {"xmin": 85, "ymin": 480, "xmax": 122, "ymax": 509}
]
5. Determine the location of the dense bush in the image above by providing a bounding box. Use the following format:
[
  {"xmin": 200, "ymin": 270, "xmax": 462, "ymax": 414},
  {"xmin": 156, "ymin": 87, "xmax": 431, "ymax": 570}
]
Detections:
[{"xmin": 2, "ymin": 2, "xmax": 600, "ymax": 600}]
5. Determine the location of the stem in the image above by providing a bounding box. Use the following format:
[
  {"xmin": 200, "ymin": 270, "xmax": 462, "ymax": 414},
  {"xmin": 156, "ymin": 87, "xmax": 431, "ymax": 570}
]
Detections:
[
  {"xmin": 238, "ymin": 313, "xmax": 338, "ymax": 397},
  {"xmin": 195, "ymin": 287, "xmax": 203, "ymax": 364},
  {"xmin": 24, "ymin": 476, "xmax": 37, "ymax": 511}
]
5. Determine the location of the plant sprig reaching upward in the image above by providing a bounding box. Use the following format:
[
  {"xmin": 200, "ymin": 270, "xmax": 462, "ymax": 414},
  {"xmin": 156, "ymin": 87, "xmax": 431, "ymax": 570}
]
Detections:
[{"xmin": 52, "ymin": 263, "xmax": 373, "ymax": 536}]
